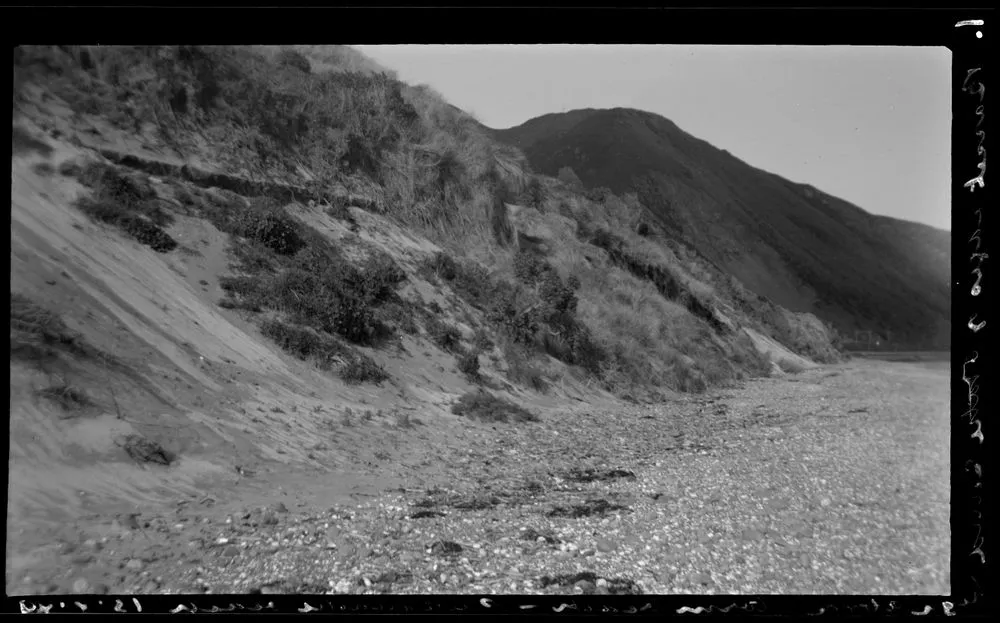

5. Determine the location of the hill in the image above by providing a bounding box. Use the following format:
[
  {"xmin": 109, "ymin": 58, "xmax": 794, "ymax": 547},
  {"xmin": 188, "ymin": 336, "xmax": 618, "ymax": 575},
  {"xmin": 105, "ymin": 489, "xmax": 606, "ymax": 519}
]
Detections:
[
  {"xmin": 9, "ymin": 45, "xmax": 843, "ymax": 594},
  {"xmin": 491, "ymin": 107, "xmax": 951, "ymax": 350}
]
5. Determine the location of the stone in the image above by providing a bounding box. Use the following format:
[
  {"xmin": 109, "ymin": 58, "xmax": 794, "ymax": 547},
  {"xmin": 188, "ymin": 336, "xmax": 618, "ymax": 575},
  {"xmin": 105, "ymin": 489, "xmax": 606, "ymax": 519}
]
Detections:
[
  {"xmin": 72, "ymin": 578, "xmax": 91, "ymax": 594},
  {"xmin": 573, "ymin": 580, "xmax": 596, "ymax": 594},
  {"xmin": 690, "ymin": 572, "xmax": 713, "ymax": 586},
  {"xmin": 125, "ymin": 559, "xmax": 145, "ymax": 571},
  {"xmin": 595, "ymin": 538, "xmax": 616, "ymax": 553},
  {"xmin": 261, "ymin": 512, "xmax": 279, "ymax": 526}
]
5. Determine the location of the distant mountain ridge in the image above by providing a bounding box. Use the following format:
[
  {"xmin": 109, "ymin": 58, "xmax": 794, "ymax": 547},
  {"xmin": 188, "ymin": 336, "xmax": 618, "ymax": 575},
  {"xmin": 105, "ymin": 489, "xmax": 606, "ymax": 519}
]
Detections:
[{"xmin": 490, "ymin": 107, "xmax": 950, "ymax": 349}]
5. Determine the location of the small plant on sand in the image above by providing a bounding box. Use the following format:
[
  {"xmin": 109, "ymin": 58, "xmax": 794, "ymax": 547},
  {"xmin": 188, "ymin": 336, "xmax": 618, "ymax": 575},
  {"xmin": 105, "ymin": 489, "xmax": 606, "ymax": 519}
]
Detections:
[
  {"xmin": 35, "ymin": 378, "xmax": 94, "ymax": 414},
  {"xmin": 394, "ymin": 409, "xmax": 415, "ymax": 429},
  {"xmin": 451, "ymin": 390, "xmax": 538, "ymax": 423}
]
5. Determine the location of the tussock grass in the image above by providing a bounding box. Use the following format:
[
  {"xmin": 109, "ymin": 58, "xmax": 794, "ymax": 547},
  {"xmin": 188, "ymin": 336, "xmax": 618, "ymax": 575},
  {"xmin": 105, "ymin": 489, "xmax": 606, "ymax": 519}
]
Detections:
[
  {"xmin": 425, "ymin": 315, "xmax": 462, "ymax": 353},
  {"xmin": 12, "ymin": 125, "xmax": 54, "ymax": 157},
  {"xmin": 456, "ymin": 349, "xmax": 481, "ymax": 381},
  {"xmin": 32, "ymin": 161, "xmax": 55, "ymax": 176},
  {"xmin": 451, "ymin": 390, "xmax": 538, "ymax": 423},
  {"xmin": 11, "ymin": 292, "xmax": 89, "ymax": 363},
  {"xmin": 35, "ymin": 380, "xmax": 94, "ymax": 412}
]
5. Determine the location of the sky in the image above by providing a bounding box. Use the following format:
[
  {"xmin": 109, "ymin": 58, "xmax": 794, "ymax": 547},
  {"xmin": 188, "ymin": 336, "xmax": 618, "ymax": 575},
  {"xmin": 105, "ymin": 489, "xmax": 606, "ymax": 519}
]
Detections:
[{"xmin": 354, "ymin": 45, "xmax": 951, "ymax": 232}]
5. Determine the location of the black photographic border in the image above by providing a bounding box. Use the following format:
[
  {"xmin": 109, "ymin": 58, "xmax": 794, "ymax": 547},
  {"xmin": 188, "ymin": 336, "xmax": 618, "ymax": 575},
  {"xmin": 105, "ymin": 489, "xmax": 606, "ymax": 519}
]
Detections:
[{"xmin": 5, "ymin": 4, "xmax": 990, "ymax": 618}]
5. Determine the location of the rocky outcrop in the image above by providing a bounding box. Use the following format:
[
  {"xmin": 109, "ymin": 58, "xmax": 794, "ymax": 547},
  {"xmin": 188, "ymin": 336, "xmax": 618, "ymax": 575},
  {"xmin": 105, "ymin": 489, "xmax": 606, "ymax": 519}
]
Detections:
[{"xmin": 96, "ymin": 148, "xmax": 379, "ymax": 211}]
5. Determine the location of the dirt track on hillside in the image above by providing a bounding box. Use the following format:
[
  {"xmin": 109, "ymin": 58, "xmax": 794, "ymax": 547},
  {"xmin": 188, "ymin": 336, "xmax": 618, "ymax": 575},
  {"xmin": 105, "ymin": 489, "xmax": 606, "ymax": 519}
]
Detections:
[{"xmin": 7, "ymin": 357, "xmax": 949, "ymax": 596}]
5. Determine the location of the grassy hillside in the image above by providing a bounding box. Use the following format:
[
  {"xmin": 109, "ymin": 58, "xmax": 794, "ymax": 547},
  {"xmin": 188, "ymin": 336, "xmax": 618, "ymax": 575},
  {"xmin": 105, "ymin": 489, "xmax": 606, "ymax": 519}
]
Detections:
[
  {"xmin": 492, "ymin": 107, "xmax": 950, "ymax": 350},
  {"xmin": 13, "ymin": 45, "xmax": 838, "ymax": 406}
]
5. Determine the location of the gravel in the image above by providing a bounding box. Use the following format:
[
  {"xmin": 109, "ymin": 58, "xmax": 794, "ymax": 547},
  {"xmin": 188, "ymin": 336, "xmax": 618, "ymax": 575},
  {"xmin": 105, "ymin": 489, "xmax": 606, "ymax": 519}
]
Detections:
[{"xmin": 12, "ymin": 360, "xmax": 950, "ymax": 596}]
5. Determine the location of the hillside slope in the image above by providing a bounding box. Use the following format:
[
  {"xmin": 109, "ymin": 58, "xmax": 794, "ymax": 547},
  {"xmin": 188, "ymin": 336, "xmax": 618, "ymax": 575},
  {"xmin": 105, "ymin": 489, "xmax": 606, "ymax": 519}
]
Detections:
[
  {"xmin": 10, "ymin": 46, "xmax": 847, "ymax": 593},
  {"xmin": 492, "ymin": 108, "xmax": 951, "ymax": 350}
]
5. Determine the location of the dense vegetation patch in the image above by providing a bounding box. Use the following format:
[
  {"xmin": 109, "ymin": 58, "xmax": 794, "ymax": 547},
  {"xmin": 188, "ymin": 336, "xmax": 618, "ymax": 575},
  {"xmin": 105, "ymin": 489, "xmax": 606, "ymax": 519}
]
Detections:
[
  {"xmin": 451, "ymin": 390, "xmax": 538, "ymax": 423},
  {"xmin": 74, "ymin": 163, "xmax": 178, "ymax": 253}
]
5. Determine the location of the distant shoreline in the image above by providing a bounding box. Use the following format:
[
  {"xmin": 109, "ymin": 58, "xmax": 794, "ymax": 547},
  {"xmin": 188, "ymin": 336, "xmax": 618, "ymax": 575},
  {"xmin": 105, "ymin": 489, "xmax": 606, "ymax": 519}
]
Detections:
[{"xmin": 845, "ymin": 351, "xmax": 950, "ymax": 363}]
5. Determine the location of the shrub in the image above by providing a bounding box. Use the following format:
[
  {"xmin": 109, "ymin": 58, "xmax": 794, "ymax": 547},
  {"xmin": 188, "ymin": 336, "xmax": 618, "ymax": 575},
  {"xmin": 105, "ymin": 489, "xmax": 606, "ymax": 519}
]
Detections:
[
  {"xmin": 524, "ymin": 176, "xmax": 546, "ymax": 210},
  {"xmin": 451, "ymin": 390, "xmax": 537, "ymax": 423},
  {"xmin": 325, "ymin": 196, "xmax": 354, "ymax": 222},
  {"xmin": 32, "ymin": 162, "xmax": 55, "ymax": 176},
  {"xmin": 10, "ymin": 292, "xmax": 90, "ymax": 362},
  {"xmin": 487, "ymin": 287, "xmax": 539, "ymax": 347},
  {"xmin": 35, "ymin": 381, "xmax": 94, "ymax": 412},
  {"xmin": 230, "ymin": 240, "xmax": 280, "ymax": 275},
  {"xmin": 380, "ymin": 300, "xmax": 420, "ymax": 335},
  {"xmin": 58, "ymin": 160, "xmax": 82, "ymax": 177},
  {"xmin": 557, "ymin": 166, "xmax": 583, "ymax": 189},
  {"xmin": 78, "ymin": 162, "xmax": 154, "ymax": 210},
  {"xmin": 636, "ymin": 222, "xmax": 651, "ymax": 237},
  {"xmin": 340, "ymin": 353, "xmax": 390, "ymax": 385},
  {"xmin": 73, "ymin": 163, "xmax": 178, "ymax": 252},
  {"xmin": 588, "ymin": 228, "xmax": 624, "ymax": 253},
  {"xmin": 424, "ymin": 252, "xmax": 458, "ymax": 281},
  {"xmin": 12, "ymin": 126, "xmax": 54, "ymax": 157},
  {"xmin": 457, "ymin": 349, "xmax": 481, "ymax": 380},
  {"xmin": 230, "ymin": 198, "xmax": 306, "ymax": 256},
  {"xmin": 222, "ymin": 238, "xmax": 398, "ymax": 346},
  {"xmin": 426, "ymin": 316, "xmax": 462, "ymax": 353},
  {"xmin": 473, "ymin": 328, "xmax": 494, "ymax": 352},
  {"xmin": 585, "ymin": 186, "xmax": 612, "ymax": 203},
  {"xmin": 259, "ymin": 318, "xmax": 350, "ymax": 370},
  {"xmin": 276, "ymin": 48, "xmax": 311, "ymax": 74},
  {"xmin": 538, "ymin": 271, "xmax": 577, "ymax": 316},
  {"xmin": 513, "ymin": 250, "xmax": 549, "ymax": 286},
  {"xmin": 500, "ymin": 339, "xmax": 549, "ymax": 392},
  {"xmin": 356, "ymin": 252, "xmax": 406, "ymax": 304},
  {"xmin": 116, "ymin": 214, "xmax": 178, "ymax": 252}
]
